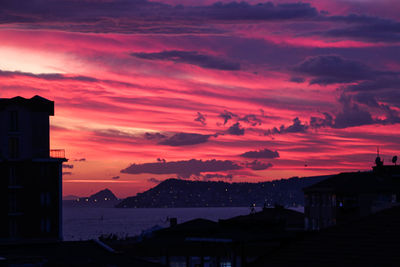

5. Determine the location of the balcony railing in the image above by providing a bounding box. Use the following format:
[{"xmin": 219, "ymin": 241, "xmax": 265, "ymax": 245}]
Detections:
[{"xmin": 50, "ymin": 149, "xmax": 65, "ymax": 159}]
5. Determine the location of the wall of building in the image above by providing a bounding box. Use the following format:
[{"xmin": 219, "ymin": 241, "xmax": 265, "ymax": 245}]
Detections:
[
  {"xmin": 305, "ymin": 191, "xmax": 397, "ymax": 231},
  {"xmin": 0, "ymin": 105, "xmax": 50, "ymax": 160},
  {"xmin": 0, "ymin": 96, "xmax": 64, "ymax": 243},
  {"xmin": 304, "ymin": 193, "xmax": 336, "ymax": 230},
  {"xmin": 0, "ymin": 161, "xmax": 62, "ymax": 241}
]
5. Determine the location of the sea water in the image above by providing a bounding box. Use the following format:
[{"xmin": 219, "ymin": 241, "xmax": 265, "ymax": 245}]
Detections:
[{"xmin": 63, "ymin": 206, "xmax": 254, "ymax": 241}]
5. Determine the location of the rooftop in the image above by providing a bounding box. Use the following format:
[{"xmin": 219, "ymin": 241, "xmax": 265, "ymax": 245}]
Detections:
[
  {"xmin": 0, "ymin": 240, "xmax": 163, "ymax": 267},
  {"xmin": 113, "ymin": 208, "xmax": 304, "ymax": 258},
  {"xmin": 251, "ymin": 205, "xmax": 400, "ymax": 266},
  {"xmin": 303, "ymin": 166, "xmax": 400, "ymax": 194},
  {"xmin": 219, "ymin": 206, "xmax": 304, "ymax": 230},
  {"xmin": 0, "ymin": 95, "xmax": 54, "ymax": 115}
]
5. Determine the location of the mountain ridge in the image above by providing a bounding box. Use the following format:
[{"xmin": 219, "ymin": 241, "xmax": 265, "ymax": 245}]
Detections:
[
  {"xmin": 116, "ymin": 175, "xmax": 331, "ymax": 208},
  {"xmin": 63, "ymin": 188, "xmax": 120, "ymax": 207}
]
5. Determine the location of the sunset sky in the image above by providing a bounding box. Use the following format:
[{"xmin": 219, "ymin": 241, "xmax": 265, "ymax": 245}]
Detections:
[{"xmin": 1, "ymin": 0, "xmax": 400, "ymax": 197}]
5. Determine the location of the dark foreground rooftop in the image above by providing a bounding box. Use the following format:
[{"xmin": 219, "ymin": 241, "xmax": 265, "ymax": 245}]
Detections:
[
  {"xmin": 303, "ymin": 168, "xmax": 400, "ymax": 194},
  {"xmin": 220, "ymin": 206, "xmax": 304, "ymax": 230},
  {"xmin": 251, "ymin": 205, "xmax": 400, "ymax": 266},
  {"xmin": 108, "ymin": 207, "xmax": 304, "ymax": 265},
  {"xmin": 0, "ymin": 240, "xmax": 164, "ymax": 267},
  {"xmin": 0, "ymin": 95, "xmax": 54, "ymax": 115}
]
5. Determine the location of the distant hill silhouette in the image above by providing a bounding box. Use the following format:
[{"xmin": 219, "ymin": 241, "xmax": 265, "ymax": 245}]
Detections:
[
  {"xmin": 63, "ymin": 188, "xmax": 120, "ymax": 207},
  {"xmin": 116, "ymin": 176, "xmax": 330, "ymax": 208},
  {"xmin": 88, "ymin": 188, "xmax": 118, "ymax": 202},
  {"xmin": 63, "ymin": 195, "xmax": 80, "ymax": 201}
]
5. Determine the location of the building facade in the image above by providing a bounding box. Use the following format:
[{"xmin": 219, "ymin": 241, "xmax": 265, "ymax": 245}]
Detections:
[
  {"xmin": 303, "ymin": 164, "xmax": 400, "ymax": 231},
  {"xmin": 0, "ymin": 96, "xmax": 66, "ymax": 242}
]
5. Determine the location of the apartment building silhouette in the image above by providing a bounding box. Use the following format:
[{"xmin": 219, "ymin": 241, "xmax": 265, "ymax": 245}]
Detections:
[{"xmin": 0, "ymin": 96, "xmax": 66, "ymax": 242}]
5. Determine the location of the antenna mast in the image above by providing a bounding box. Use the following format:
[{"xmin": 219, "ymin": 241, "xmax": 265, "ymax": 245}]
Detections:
[{"xmin": 375, "ymin": 146, "xmax": 383, "ymax": 167}]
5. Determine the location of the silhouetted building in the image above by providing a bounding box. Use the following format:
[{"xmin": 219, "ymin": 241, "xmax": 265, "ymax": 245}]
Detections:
[
  {"xmin": 0, "ymin": 96, "xmax": 67, "ymax": 243},
  {"xmin": 113, "ymin": 207, "xmax": 304, "ymax": 267},
  {"xmin": 0, "ymin": 240, "xmax": 164, "ymax": 266},
  {"xmin": 303, "ymin": 164, "xmax": 400, "ymax": 231},
  {"xmin": 251, "ymin": 205, "xmax": 400, "ymax": 266},
  {"xmin": 219, "ymin": 204, "xmax": 304, "ymax": 231}
]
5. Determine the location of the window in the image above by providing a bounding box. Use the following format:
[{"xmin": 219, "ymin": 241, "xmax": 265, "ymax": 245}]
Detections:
[
  {"xmin": 305, "ymin": 217, "xmax": 309, "ymax": 230},
  {"xmin": 190, "ymin": 257, "xmax": 202, "ymax": 267},
  {"xmin": 9, "ymin": 192, "xmax": 17, "ymax": 212},
  {"xmin": 9, "ymin": 219, "xmax": 17, "ymax": 237},
  {"xmin": 41, "ymin": 192, "xmax": 51, "ymax": 207},
  {"xmin": 9, "ymin": 166, "xmax": 17, "ymax": 186},
  {"xmin": 203, "ymin": 256, "xmax": 214, "ymax": 267},
  {"xmin": 41, "ymin": 218, "xmax": 45, "ymax": 232},
  {"xmin": 46, "ymin": 218, "xmax": 51, "ymax": 232},
  {"xmin": 41, "ymin": 217, "xmax": 51, "ymax": 233},
  {"xmin": 9, "ymin": 137, "xmax": 19, "ymax": 158},
  {"xmin": 40, "ymin": 165, "xmax": 48, "ymax": 178},
  {"xmin": 304, "ymin": 194, "xmax": 310, "ymax": 207},
  {"xmin": 170, "ymin": 262, "xmax": 186, "ymax": 267},
  {"xmin": 170, "ymin": 257, "xmax": 187, "ymax": 267},
  {"xmin": 40, "ymin": 193, "xmax": 45, "ymax": 206},
  {"xmin": 220, "ymin": 261, "xmax": 232, "ymax": 267},
  {"xmin": 332, "ymin": 194, "xmax": 336, "ymax": 207},
  {"xmin": 9, "ymin": 110, "xmax": 19, "ymax": 131},
  {"xmin": 46, "ymin": 192, "xmax": 51, "ymax": 206}
]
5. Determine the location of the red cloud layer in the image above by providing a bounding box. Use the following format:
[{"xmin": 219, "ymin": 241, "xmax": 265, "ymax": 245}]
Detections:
[{"xmin": 0, "ymin": 0, "xmax": 399, "ymax": 197}]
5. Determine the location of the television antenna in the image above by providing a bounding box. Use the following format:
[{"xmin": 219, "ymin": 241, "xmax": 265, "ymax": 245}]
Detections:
[{"xmin": 375, "ymin": 147, "xmax": 383, "ymax": 167}]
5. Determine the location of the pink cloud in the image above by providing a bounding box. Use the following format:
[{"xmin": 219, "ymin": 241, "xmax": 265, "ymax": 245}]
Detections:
[{"xmin": 1, "ymin": 1, "xmax": 399, "ymax": 196}]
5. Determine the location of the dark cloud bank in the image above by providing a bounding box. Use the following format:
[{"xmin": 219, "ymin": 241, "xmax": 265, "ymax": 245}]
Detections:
[
  {"xmin": 144, "ymin": 132, "xmax": 167, "ymax": 140},
  {"xmin": 194, "ymin": 112, "xmax": 207, "ymax": 125},
  {"xmin": 121, "ymin": 159, "xmax": 242, "ymax": 178},
  {"xmin": 240, "ymin": 148, "xmax": 279, "ymax": 159},
  {"xmin": 0, "ymin": 1, "xmax": 320, "ymax": 27},
  {"xmin": 227, "ymin": 122, "xmax": 245, "ymax": 136},
  {"xmin": 317, "ymin": 14, "xmax": 400, "ymax": 43},
  {"xmin": 246, "ymin": 160, "xmax": 273, "ymax": 170},
  {"xmin": 158, "ymin": 132, "xmax": 213, "ymax": 146},
  {"xmin": 219, "ymin": 110, "xmax": 238, "ymax": 125},
  {"xmin": 72, "ymin": 158, "xmax": 86, "ymax": 162},
  {"xmin": 132, "ymin": 50, "xmax": 240, "ymax": 71},
  {"xmin": 1, "ymin": 0, "xmax": 398, "ymax": 45},
  {"xmin": 0, "ymin": 69, "xmax": 99, "ymax": 82},
  {"xmin": 201, "ymin": 173, "xmax": 233, "ymax": 180},
  {"xmin": 293, "ymin": 55, "xmax": 384, "ymax": 85},
  {"xmin": 147, "ymin": 177, "xmax": 163, "ymax": 184},
  {"xmin": 147, "ymin": 173, "xmax": 233, "ymax": 183},
  {"xmin": 266, "ymin": 117, "xmax": 308, "ymax": 135},
  {"xmin": 62, "ymin": 164, "xmax": 74, "ymax": 169},
  {"xmin": 276, "ymin": 54, "xmax": 400, "ymax": 131}
]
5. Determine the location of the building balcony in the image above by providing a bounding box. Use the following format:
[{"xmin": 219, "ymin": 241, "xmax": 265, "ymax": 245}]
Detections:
[
  {"xmin": 50, "ymin": 149, "xmax": 65, "ymax": 159},
  {"xmin": 32, "ymin": 149, "xmax": 67, "ymax": 162},
  {"xmin": 0, "ymin": 149, "xmax": 67, "ymax": 161}
]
